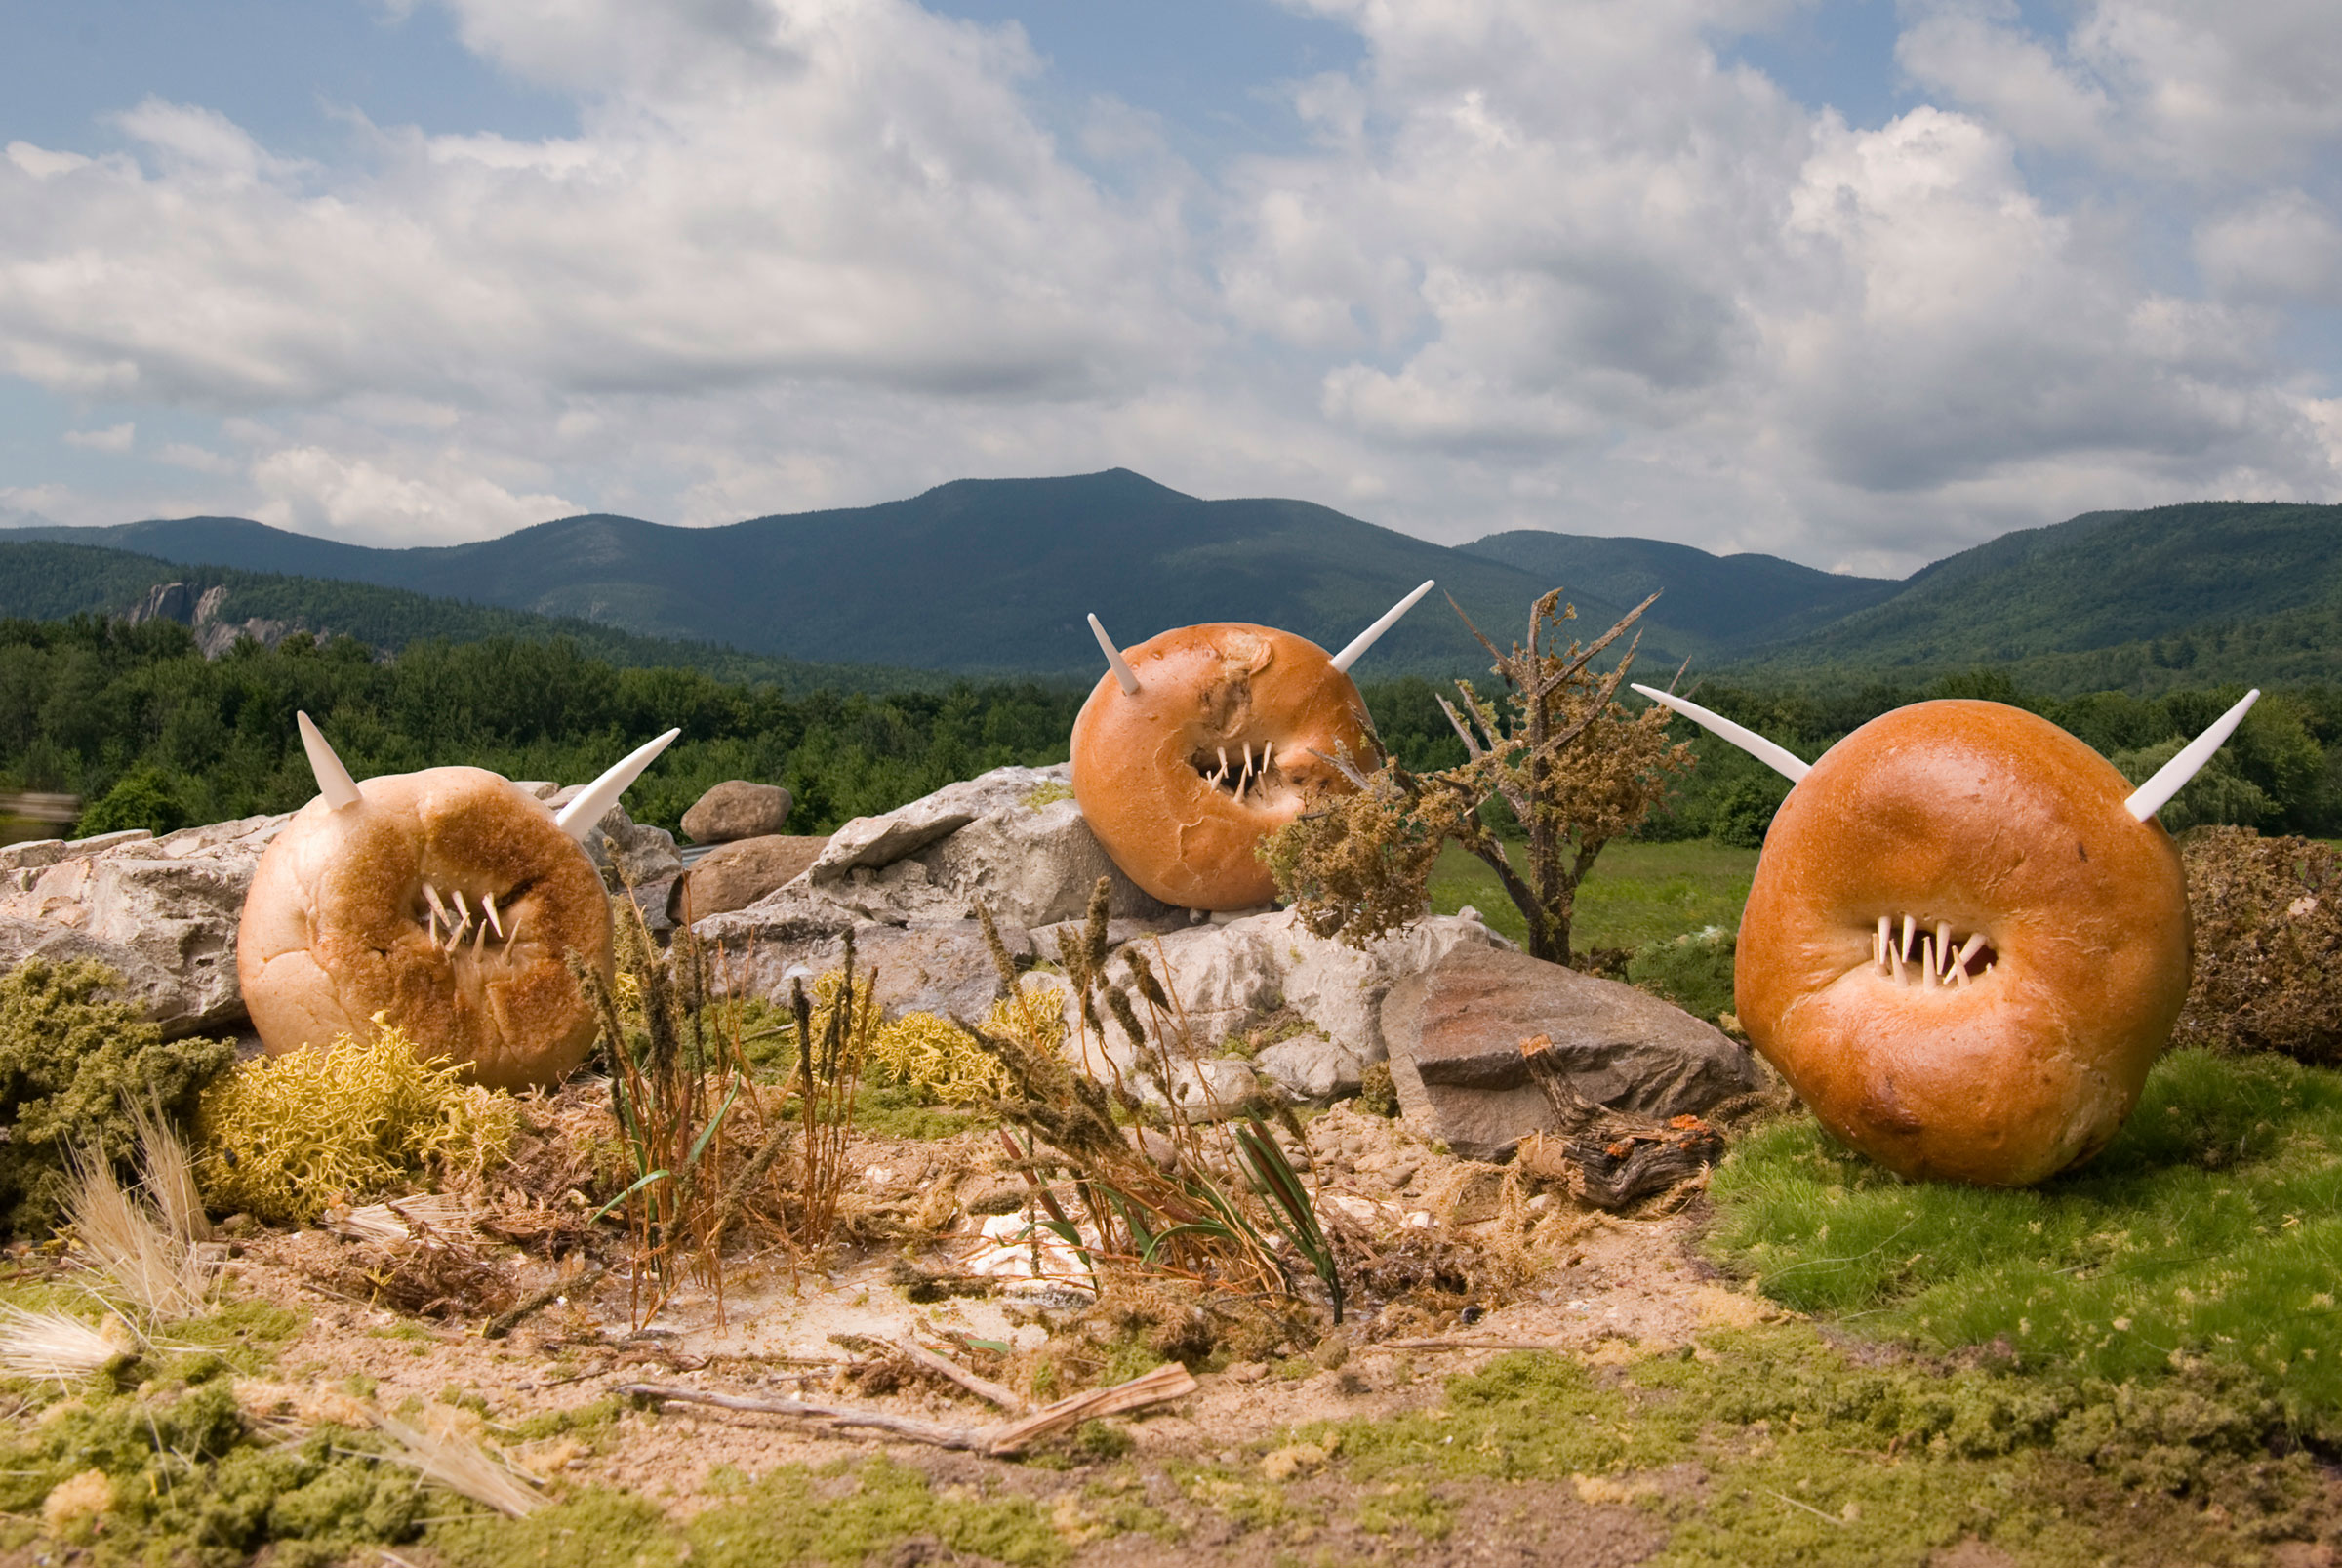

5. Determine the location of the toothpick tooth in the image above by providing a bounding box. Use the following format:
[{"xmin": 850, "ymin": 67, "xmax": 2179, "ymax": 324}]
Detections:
[
  {"xmin": 1219, "ymin": 745, "xmax": 1230, "ymax": 778},
  {"xmin": 452, "ymin": 889, "xmax": 471, "ymax": 931},
  {"xmin": 1876, "ymin": 915, "xmax": 1890, "ymax": 973},
  {"xmin": 483, "ymin": 890, "xmax": 503, "ymax": 940},
  {"xmin": 1935, "ymin": 922, "xmax": 1954, "ymax": 977},
  {"xmin": 1263, "ymin": 742, "xmax": 1275, "ymax": 773},
  {"xmin": 1953, "ymin": 932, "xmax": 1986, "ymax": 978},
  {"xmin": 423, "ymin": 883, "xmax": 452, "ymax": 926},
  {"xmin": 471, "ymin": 919, "xmax": 488, "ymax": 959},
  {"xmin": 1899, "ymin": 914, "xmax": 1916, "ymax": 964},
  {"xmin": 1921, "ymin": 934, "xmax": 1938, "ymax": 987},
  {"xmin": 503, "ymin": 910, "xmax": 527, "ymax": 960}
]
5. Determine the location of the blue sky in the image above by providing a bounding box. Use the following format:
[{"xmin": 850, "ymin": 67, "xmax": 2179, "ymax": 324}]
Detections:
[{"xmin": 3, "ymin": 0, "xmax": 2338, "ymax": 575}]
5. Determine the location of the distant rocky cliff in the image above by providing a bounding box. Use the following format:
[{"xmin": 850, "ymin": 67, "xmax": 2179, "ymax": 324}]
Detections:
[{"xmin": 120, "ymin": 580, "xmax": 323, "ymax": 658}]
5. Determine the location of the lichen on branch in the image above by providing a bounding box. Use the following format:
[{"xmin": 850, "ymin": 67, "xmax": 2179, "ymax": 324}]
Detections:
[{"xmin": 1261, "ymin": 588, "xmax": 1691, "ymax": 966}]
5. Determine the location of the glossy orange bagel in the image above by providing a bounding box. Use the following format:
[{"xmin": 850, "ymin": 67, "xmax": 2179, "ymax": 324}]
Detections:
[
  {"xmin": 1070, "ymin": 623, "xmax": 1374, "ymax": 909},
  {"xmin": 1736, "ymin": 701, "xmax": 2191, "ymax": 1186}
]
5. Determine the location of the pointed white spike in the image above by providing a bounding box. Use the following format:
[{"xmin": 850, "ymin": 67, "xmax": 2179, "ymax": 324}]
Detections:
[
  {"xmin": 1900, "ymin": 914, "xmax": 1917, "ymax": 964},
  {"xmin": 1921, "ymin": 934, "xmax": 1938, "ymax": 988},
  {"xmin": 1329, "ymin": 580, "xmax": 1435, "ymax": 674},
  {"xmin": 1630, "ymin": 685, "xmax": 1809, "ymax": 784},
  {"xmin": 1262, "ymin": 742, "xmax": 1275, "ymax": 773},
  {"xmin": 296, "ymin": 711, "xmax": 362, "ymax": 811},
  {"xmin": 483, "ymin": 891, "xmax": 503, "ymax": 940},
  {"xmin": 1875, "ymin": 915, "xmax": 1890, "ymax": 973},
  {"xmin": 423, "ymin": 884, "xmax": 452, "ymax": 930},
  {"xmin": 1935, "ymin": 922, "xmax": 1954, "ymax": 978},
  {"xmin": 2125, "ymin": 689, "xmax": 2261, "ymax": 823},
  {"xmin": 556, "ymin": 728, "xmax": 682, "ymax": 842},
  {"xmin": 1088, "ymin": 614, "xmax": 1141, "ymax": 696},
  {"xmin": 451, "ymin": 889, "xmax": 471, "ymax": 931},
  {"xmin": 1954, "ymin": 932, "xmax": 1986, "ymax": 978}
]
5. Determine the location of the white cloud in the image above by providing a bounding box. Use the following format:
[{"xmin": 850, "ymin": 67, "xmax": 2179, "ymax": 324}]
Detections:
[
  {"xmin": 0, "ymin": 0, "xmax": 2337, "ymax": 570},
  {"xmin": 61, "ymin": 422, "xmax": 134, "ymax": 452},
  {"xmin": 249, "ymin": 443, "xmax": 578, "ymax": 543}
]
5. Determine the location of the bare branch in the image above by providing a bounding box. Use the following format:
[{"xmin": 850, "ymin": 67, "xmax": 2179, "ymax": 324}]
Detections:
[{"xmin": 1444, "ymin": 589, "xmax": 1506, "ymax": 667}]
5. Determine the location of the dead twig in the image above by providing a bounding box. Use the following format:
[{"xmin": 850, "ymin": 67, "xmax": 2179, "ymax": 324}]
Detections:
[
  {"xmin": 481, "ymin": 1264, "xmax": 605, "ymax": 1341},
  {"xmin": 891, "ymin": 1336, "xmax": 1025, "ymax": 1412},
  {"xmin": 617, "ymin": 1360, "xmax": 1196, "ymax": 1457}
]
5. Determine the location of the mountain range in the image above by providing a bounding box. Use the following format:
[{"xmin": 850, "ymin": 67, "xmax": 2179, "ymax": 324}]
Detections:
[{"xmin": 5, "ymin": 472, "xmax": 2338, "ymax": 694}]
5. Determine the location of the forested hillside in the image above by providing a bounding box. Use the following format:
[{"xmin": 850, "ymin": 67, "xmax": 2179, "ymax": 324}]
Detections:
[
  {"xmin": 0, "ymin": 541, "xmax": 936, "ymax": 695},
  {"xmin": 5, "ymin": 611, "xmax": 2335, "ymax": 850}
]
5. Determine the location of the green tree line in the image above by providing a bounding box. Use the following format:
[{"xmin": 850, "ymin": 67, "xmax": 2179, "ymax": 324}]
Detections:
[
  {"xmin": 4, "ymin": 616, "xmax": 2329, "ymax": 849},
  {"xmin": 0, "ymin": 618, "xmax": 1084, "ymax": 840}
]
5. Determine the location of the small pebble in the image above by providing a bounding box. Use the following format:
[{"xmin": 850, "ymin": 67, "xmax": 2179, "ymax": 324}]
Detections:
[
  {"xmin": 1383, "ymin": 1162, "xmax": 1417, "ymax": 1190},
  {"xmin": 1226, "ymin": 1362, "xmax": 1271, "ymax": 1384}
]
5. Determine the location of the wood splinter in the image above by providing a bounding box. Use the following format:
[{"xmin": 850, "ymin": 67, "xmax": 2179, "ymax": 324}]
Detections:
[
  {"xmin": 616, "ymin": 1360, "xmax": 1197, "ymax": 1457},
  {"xmin": 1515, "ymin": 1034, "xmax": 1725, "ymax": 1210}
]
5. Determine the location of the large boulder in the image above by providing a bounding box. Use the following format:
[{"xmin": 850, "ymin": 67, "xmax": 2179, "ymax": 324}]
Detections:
[
  {"xmin": 1382, "ymin": 945, "xmax": 1762, "ymax": 1159},
  {"xmin": 681, "ymin": 781, "xmax": 792, "ymax": 845},
  {"xmin": 697, "ymin": 915, "xmax": 1032, "ymax": 1023},
  {"xmin": 0, "ymin": 814, "xmax": 290, "ymax": 1036},
  {"xmin": 802, "ymin": 764, "xmax": 1176, "ymax": 930},
  {"xmin": 666, "ymin": 835, "xmax": 829, "ymax": 923},
  {"xmin": 1029, "ymin": 906, "xmax": 1517, "ymax": 1113}
]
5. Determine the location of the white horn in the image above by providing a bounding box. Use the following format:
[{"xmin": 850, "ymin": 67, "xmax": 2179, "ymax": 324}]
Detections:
[
  {"xmin": 1330, "ymin": 580, "xmax": 1435, "ymax": 674},
  {"xmin": 2124, "ymin": 689, "xmax": 2259, "ymax": 823},
  {"xmin": 296, "ymin": 711, "xmax": 362, "ymax": 811},
  {"xmin": 1088, "ymin": 613, "xmax": 1140, "ymax": 696},
  {"xmin": 556, "ymin": 728, "xmax": 681, "ymax": 842},
  {"xmin": 1631, "ymin": 684, "xmax": 1809, "ymax": 784}
]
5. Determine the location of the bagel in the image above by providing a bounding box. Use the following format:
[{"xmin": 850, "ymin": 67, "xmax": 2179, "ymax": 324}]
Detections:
[
  {"xmin": 1071, "ymin": 623, "xmax": 1378, "ymax": 909},
  {"xmin": 236, "ymin": 716, "xmax": 676, "ymax": 1090},
  {"xmin": 1735, "ymin": 701, "xmax": 2191, "ymax": 1185}
]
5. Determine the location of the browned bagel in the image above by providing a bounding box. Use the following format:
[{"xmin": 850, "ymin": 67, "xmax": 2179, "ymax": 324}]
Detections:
[
  {"xmin": 237, "ymin": 767, "xmax": 614, "ymax": 1090},
  {"xmin": 1736, "ymin": 701, "xmax": 2191, "ymax": 1185},
  {"xmin": 1070, "ymin": 623, "xmax": 1375, "ymax": 909}
]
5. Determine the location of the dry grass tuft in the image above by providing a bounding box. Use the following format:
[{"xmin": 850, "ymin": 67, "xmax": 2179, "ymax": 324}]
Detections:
[
  {"xmin": 0, "ymin": 1305, "xmax": 137, "ymax": 1384},
  {"xmin": 65, "ymin": 1133, "xmax": 215, "ymax": 1321},
  {"xmin": 376, "ymin": 1412, "xmax": 548, "ymax": 1517}
]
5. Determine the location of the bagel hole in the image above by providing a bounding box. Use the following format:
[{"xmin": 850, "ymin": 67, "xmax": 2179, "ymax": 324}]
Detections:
[
  {"xmin": 1187, "ymin": 741, "xmax": 1284, "ymax": 800},
  {"xmin": 1958, "ymin": 940, "xmax": 1998, "ymax": 978}
]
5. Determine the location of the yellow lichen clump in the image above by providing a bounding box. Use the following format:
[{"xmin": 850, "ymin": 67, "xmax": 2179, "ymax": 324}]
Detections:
[
  {"xmin": 868, "ymin": 983, "xmax": 1066, "ymax": 1105},
  {"xmin": 194, "ymin": 1015, "xmax": 520, "ymax": 1226}
]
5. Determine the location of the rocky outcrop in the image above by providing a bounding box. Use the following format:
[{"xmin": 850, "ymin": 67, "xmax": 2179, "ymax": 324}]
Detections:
[
  {"xmin": 0, "ymin": 814, "xmax": 290, "ymax": 1036},
  {"xmin": 667, "ymin": 835, "xmax": 829, "ymax": 923},
  {"xmin": 121, "ymin": 581, "xmax": 319, "ymax": 659},
  {"xmin": 1381, "ymin": 945, "xmax": 1762, "ymax": 1159},
  {"xmin": 693, "ymin": 763, "xmax": 1185, "ymax": 1017},
  {"xmin": 537, "ymin": 784, "xmax": 682, "ymax": 890},
  {"xmin": 681, "ymin": 781, "xmax": 792, "ymax": 844},
  {"xmin": 1021, "ymin": 906, "xmax": 1518, "ymax": 1117}
]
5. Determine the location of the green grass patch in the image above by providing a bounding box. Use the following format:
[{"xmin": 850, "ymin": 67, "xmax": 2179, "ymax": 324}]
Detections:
[
  {"xmin": 1709, "ymin": 1048, "xmax": 2342, "ymax": 1439},
  {"xmin": 1278, "ymin": 1330, "xmax": 2331, "ymax": 1565},
  {"xmin": 431, "ymin": 1456, "xmax": 1074, "ymax": 1568},
  {"xmin": 1426, "ymin": 839, "xmax": 1757, "ymax": 953}
]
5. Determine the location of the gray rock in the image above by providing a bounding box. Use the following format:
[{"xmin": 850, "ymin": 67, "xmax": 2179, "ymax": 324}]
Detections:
[
  {"xmin": 681, "ymin": 781, "xmax": 792, "ymax": 845},
  {"xmin": 799, "ymin": 763, "xmax": 1174, "ymax": 931},
  {"xmin": 666, "ymin": 834, "xmax": 829, "ymax": 923},
  {"xmin": 1381, "ymin": 945, "xmax": 1761, "ymax": 1160},
  {"xmin": 695, "ymin": 912, "xmax": 1033, "ymax": 1022},
  {"xmin": 1063, "ymin": 907, "xmax": 1514, "ymax": 1070},
  {"xmin": 0, "ymin": 812, "xmax": 290, "ymax": 1036},
  {"xmin": 545, "ymin": 786, "xmax": 682, "ymax": 889},
  {"xmin": 1256, "ymin": 1035, "xmax": 1364, "ymax": 1106}
]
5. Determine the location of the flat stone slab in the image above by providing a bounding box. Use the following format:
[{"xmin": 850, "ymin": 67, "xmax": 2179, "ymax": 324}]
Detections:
[{"xmin": 1383, "ymin": 945, "xmax": 1760, "ymax": 1160}]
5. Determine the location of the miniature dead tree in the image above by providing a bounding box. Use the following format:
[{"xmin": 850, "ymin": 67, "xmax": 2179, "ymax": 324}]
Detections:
[
  {"xmin": 1514, "ymin": 1034, "xmax": 1723, "ymax": 1209},
  {"xmin": 1262, "ymin": 587, "xmax": 1690, "ymax": 966}
]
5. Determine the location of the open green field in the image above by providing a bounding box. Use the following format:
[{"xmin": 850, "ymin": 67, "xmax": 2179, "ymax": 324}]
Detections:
[{"xmin": 1426, "ymin": 838, "xmax": 1760, "ymax": 954}]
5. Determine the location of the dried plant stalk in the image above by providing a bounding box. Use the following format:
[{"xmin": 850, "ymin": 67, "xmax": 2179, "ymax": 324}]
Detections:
[{"xmin": 65, "ymin": 1135, "xmax": 215, "ymax": 1321}]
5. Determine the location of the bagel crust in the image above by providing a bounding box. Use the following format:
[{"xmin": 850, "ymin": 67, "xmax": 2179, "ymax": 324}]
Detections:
[
  {"xmin": 1071, "ymin": 623, "xmax": 1374, "ymax": 909},
  {"xmin": 237, "ymin": 767, "xmax": 615, "ymax": 1090},
  {"xmin": 1736, "ymin": 701, "xmax": 2191, "ymax": 1186}
]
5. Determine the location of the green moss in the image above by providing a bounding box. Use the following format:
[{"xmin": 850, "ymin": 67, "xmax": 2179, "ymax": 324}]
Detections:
[
  {"xmin": 428, "ymin": 1485, "xmax": 684, "ymax": 1568},
  {"xmin": 688, "ymin": 1457, "xmax": 1071, "ymax": 1566},
  {"xmin": 506, "ymin": 1395, "xmax": 624, "ymax": 1442},
  {"xmin": 0, "ymin": 1381, "xmax": 424, "ymax": 1567},
  {"xmin": 1708, "ymin": 1048, "xmax": 2342, "ymax": 1439},
  {"xmin": 0, "ymin": 957, "xmax": 235, "ymax": 1240},
  {"xmin": 1024, "ymin": 782, "xmax": 1075, "ymax": 809},
  {"xmin": 1288, "ymin": 1329, "xmax": 2330, "ymax": 1566}
]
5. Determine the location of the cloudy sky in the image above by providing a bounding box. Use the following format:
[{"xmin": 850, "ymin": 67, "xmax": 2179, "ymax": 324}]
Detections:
[{"xmin": 2, "ymin": 0, "xmax": 2337, "ymax": 576}]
